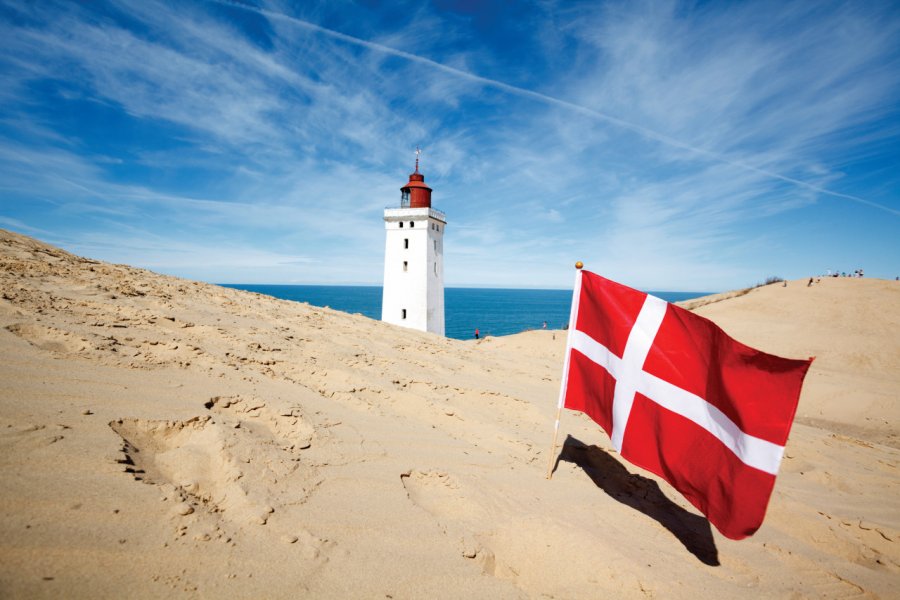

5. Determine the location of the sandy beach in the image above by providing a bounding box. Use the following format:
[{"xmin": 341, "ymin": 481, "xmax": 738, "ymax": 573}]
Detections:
[{"xmin": 1, "ymin": 228, "xmax": 897, "ymax": 598}]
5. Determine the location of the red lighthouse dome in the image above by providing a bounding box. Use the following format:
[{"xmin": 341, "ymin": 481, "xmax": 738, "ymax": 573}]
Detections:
[{"xmin": 401, "ymin": 153, "xmax": 432, "ymax": 208}]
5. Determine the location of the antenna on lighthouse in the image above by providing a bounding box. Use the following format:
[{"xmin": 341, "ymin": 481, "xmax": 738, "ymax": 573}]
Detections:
[{"xmin": 415, "ymin": 146, "xmax": 421, "ymax": 173}]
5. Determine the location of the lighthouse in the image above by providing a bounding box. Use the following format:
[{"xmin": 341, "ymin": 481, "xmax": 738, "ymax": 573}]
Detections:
[{"xmin": 381, "ymin": 151, "xmax": 446, "ymax": 335}]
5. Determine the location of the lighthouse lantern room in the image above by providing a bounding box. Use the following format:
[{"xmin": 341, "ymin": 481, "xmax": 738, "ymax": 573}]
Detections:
[{"xmin": 381, "ymin": 151, "xmax": 446, "ymax": 335}]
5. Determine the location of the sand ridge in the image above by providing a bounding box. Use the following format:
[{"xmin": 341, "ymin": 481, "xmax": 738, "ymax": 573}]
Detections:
[
  {"xmin": 684, "ymin": 277, "xmax": 900, "ymax": 448},
  {"xmin": 0, "ymin": 228, "xmax": 897, "ymax": 598}
]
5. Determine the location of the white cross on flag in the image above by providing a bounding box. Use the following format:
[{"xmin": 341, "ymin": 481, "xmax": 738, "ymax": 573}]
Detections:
[{"xmin": 558, "ymin": 270, "xmax": 813, "ymax": 540}]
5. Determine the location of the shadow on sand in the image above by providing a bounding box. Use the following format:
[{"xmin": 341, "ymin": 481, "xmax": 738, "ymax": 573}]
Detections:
[{"xmin": 556, "ymin": 435, "xmax": 720, "ymax": 566}]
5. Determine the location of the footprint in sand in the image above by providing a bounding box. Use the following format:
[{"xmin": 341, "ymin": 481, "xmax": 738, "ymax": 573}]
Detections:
[
  {"xmin": 282, "ymin": 528, "xmax": 334, "ymax": 560},
  {"xmin": 0, "ymin": 423, "xmax": 67, "ymax": 450},
  {"xmin": 109, "ymin": 417, "xmax": 279, "ymax": 526},
  {"xmin": 400, "ymin": 470, "xmax": 500, "ymax": 576},
  {"xmin": 761, "ymin": 541, "xmax": 871, "ymax": 597},
  {"xmin": 204, "ymin": 395, "xmax": 314, "ymax": 452},
  {"xmin": 6, "ymin": 322, "xmax": 92, "ymax": 355},
  {"xmin": 401, "ymin": 470, "xmax": 478, "ymax": 521}
]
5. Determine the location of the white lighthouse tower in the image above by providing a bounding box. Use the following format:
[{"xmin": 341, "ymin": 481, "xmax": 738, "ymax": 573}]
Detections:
[{"xmin": 381, "ymin": 151, "xmax": 446, "ymax": 335}]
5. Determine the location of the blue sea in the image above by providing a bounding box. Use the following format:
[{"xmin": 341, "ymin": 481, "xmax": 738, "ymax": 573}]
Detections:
[{"xmin": 220, "ymin": 285, "xmax": 710, "ymax": 340}]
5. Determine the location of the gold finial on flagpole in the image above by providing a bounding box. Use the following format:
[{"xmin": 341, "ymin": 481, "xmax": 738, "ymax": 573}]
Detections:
[{"xmin": 575, "ymin": 261, "xmax": 583, "ymax": 269}]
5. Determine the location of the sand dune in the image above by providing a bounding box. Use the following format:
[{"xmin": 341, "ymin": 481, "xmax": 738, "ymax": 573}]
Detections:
[
  {"xmin": 684, "ymin": 278, "xmax": 900, "ymax": 449},
  {"xmin": 1, "ymin": 228, "xmax": 897, "ymax": 598}
]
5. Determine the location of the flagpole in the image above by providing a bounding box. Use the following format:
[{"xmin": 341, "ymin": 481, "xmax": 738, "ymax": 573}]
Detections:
[{"xmin": 546, "ymin": 261, "xmax": 584, "ymax": 480}]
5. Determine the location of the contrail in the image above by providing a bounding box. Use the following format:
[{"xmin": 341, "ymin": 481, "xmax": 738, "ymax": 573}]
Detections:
[{"xmin": 213, "ymin": 0, "xmax": 898, "ymax": 217}]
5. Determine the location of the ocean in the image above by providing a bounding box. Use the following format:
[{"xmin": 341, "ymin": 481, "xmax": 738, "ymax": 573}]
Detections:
[{"xmin": 220, "ymin": 284, "xmax": 710, "ymax": 341}]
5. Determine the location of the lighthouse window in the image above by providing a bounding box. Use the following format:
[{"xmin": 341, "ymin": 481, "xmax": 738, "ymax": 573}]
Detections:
[
  {"xmin": 434, "ymin": 262, "xmax": 437, "ymax": 275},
  {"xmin": 401, "ymin": 309, "xmax": 407, "ymax": 320},
  {"xmin": 403, "ymin": 261, "xmax": 408, "ymax": 272},
  {"xmin": 410, "ymin": 221, "xmax": 415, "ymax": 228},
  {"xmin": 399, "ymin": 222, "xmax": 403, "ymax": 228},
  {"xmin": 433, "ymin": 240, "xmax": 437, "ymax": 251},
  {"xmin": 404, "ymin": 238, "xmax": 409, "ymax": 249}
]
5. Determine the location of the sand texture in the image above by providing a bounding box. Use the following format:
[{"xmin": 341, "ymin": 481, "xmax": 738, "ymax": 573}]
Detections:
[{"xmin": 1, "ymin": 228, "xmax": 897, "ymax": 598}]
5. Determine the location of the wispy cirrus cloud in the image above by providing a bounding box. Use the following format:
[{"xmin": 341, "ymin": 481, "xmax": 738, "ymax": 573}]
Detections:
[
  {"xmin": 221, "ymin": 0, "xmax": 899, "ymax": 214},
  {"xmin": 0, "ymin": 0, "xmax": 897, "ymax": 290}
]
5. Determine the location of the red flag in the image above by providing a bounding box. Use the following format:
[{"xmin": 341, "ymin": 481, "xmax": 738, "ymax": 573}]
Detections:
[{"xmin": 559, "ymin": 271, "xmax": 812, "ymax": 540}]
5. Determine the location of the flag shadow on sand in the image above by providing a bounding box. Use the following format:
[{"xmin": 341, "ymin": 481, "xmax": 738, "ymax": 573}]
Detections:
[{"xmin": 557, "ymin": 435, "xmax": 720, "ymax": 566}]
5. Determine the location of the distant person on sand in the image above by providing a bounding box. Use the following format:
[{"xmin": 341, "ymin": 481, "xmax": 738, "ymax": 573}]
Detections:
[
  {"xmin": 474, "ymin": 328, "xmax": 479, "ymax": 340},
  {"xmin": 542, "ymin": 321, "xmax": 547, "ymax": 329},
  {"xmin": 808, "ymin": 277, "xmax": 813, "ymax": 287}
]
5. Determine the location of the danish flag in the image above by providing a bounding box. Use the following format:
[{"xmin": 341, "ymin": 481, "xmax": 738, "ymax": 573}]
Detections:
[{"xmin": 557, "ymin": 270, "xmax": 812, "ymax": 539}]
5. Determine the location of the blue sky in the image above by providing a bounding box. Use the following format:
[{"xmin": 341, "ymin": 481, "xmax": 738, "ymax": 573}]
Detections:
[{"xmin": 1, "ymin": 0, "xmax": 898, "ymax": 291}]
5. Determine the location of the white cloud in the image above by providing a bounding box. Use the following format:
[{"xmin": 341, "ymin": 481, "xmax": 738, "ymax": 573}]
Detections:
[{"xmin": 0, "ymin": 0, "xmax": 897, "ymax": 290}]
